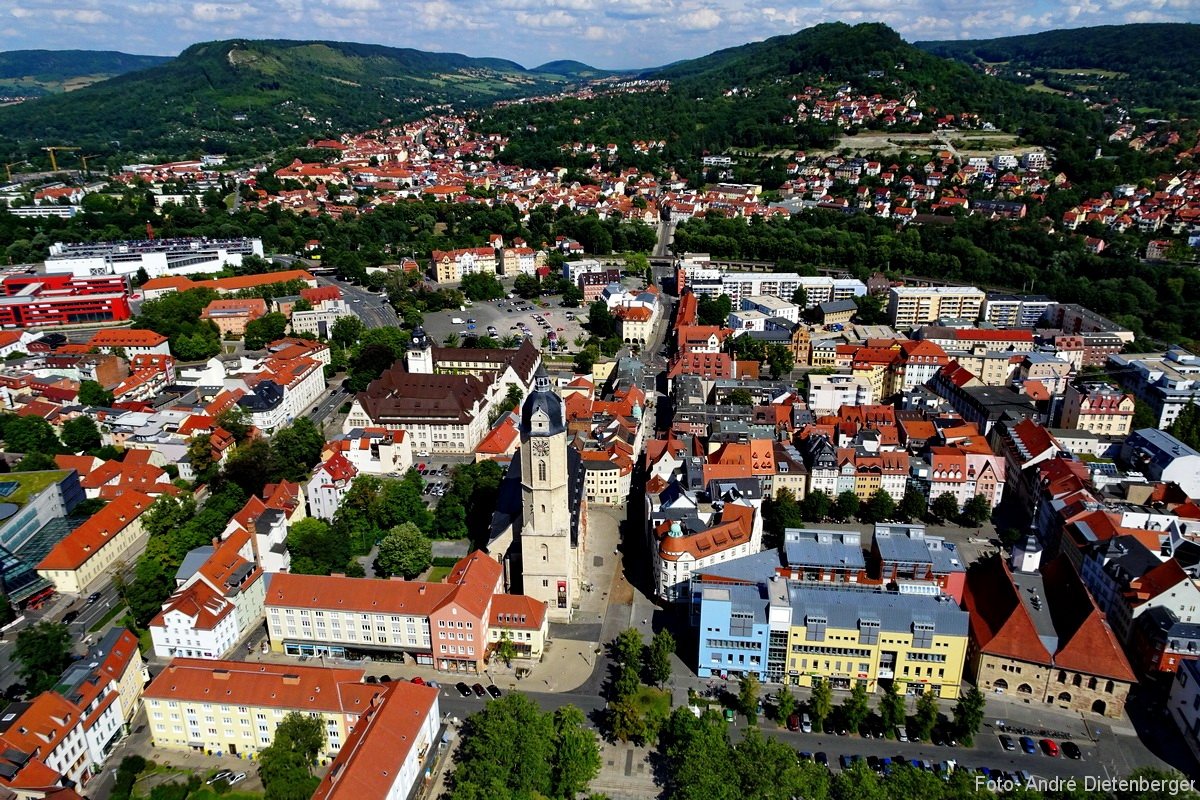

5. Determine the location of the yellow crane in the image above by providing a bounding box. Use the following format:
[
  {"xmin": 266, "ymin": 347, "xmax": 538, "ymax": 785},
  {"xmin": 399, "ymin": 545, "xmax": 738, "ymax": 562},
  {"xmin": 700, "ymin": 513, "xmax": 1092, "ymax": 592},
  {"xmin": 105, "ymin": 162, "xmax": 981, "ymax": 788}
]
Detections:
[
  {"xmin": 4, "ymin": 161, "xmax": 29, "ymax": 182},
  {"xmin": 42, "ymin": 146, "xmax": 79, "ymax": 171},
  {"xmin": 78, "ymin": 153, "xmax": 96, "ymax": 175}
]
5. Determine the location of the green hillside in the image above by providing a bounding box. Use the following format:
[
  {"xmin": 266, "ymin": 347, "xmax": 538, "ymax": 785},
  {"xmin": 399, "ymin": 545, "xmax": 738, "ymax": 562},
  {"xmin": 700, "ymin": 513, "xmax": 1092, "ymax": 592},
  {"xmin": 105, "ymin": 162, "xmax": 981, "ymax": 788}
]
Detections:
[
  {"xmin": 916, "ymin": 23, "xmax": 1200, "ymax": 114},
  {"xmin": 0, "ymin": 49, "xmax": 170, "ymax": 96},
  {"xmin": 532, "ymin": 60, "xmax": 621, "ymax": 79},
  {"xmin": 487, "ymin": 23, "xmax": 1104, "ymax": 183},
  {"xmin": 0, "ymin": 39, "xmax": 571, "ymax": 164}
]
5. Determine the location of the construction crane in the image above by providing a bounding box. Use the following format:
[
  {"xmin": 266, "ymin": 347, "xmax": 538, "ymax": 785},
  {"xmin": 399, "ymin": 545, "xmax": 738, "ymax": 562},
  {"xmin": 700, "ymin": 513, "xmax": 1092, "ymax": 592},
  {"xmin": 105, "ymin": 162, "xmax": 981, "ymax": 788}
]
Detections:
[
  {"xmin": 42, "ymin": 146, "xmax": 79, "ymax": 171},
  {"xmin": 77, "ymin": 153, "xmax": 97, "ymax": 175},
  {"xmin": 3, "ymin": 162, "xmax": 29, "ymax": 182}
]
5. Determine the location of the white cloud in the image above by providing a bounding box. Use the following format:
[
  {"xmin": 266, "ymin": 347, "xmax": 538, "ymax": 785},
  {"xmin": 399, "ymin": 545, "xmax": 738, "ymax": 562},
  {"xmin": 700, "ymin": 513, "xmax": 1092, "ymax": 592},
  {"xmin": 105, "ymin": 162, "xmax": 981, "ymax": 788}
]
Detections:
[
  {"xmin": 678, "ymin": 7, "xmax": 721, "ymax": 30},
  {"xmin": 192, "ymin": 3, "xmax": 249, "ymax": 22},
  {"xmin": 330, "ymin": 0, "xmax": 382, "ymax": 9}
]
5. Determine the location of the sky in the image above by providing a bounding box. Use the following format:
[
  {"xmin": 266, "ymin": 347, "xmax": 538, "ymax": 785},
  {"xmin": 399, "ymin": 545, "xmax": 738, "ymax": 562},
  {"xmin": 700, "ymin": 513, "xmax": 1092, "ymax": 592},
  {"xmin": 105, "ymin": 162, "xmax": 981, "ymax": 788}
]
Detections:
[{"xmin": 2, "ymin": 0, "xmax": 1199, "ymax": 70}]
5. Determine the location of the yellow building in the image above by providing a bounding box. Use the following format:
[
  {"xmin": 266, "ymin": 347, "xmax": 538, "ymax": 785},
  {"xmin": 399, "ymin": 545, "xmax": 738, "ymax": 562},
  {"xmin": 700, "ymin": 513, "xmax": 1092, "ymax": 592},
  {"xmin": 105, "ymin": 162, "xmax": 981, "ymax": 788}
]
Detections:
[
  {"xmin": 1060, "ymin": 382, "xmax": 1135, "ymax": 437},
  {"xmin": 144, "ymin": 659, "xmax": 381, "ymax": 759},
  {"xmin": 37, "ymin": 491, "xmax": 153, "ymax": 595},
  {"xmin": 785, "ymin": 587, "xmax": 969, "ymax": 699},
  {"xmin": 487, "ymin": 595, "xmax": 550, "ymax": 662}
]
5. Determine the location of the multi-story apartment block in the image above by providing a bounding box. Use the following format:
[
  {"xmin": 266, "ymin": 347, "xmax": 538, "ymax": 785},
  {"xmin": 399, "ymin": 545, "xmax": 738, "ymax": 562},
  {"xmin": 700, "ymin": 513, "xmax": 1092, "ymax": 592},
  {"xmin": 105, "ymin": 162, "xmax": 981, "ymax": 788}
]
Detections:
[
  {"xmin": 1108, "ymin": 348, "xmax": 1200, "ymax": 428},
  {"xmin": 36, "ymin": 491, "xmax": 153, "ymax": 595},
  {"xmin": 144, "ymin": 660, "xmax": 383, "ymax": 758},
  {"xmin": 807, "ymin": 373, "xmax": 874, "ymax": 415},
  {"xmin": 981, "ymin": 293, "xmax": 1055, "ymax": 328},
  {"xmin": 265, "ymin": 552, "xmax": 548, "ymax": 672},
  {"xmin": 695, "ymin": 578, "xmax": 969, "ymax": 697},
  {"xmin": 1059, "ymin": 382, "xmax": 1135, "ymax": 436},
  {"xmin": 311, "ymin": 682, "xmax": 441, "ymax": 800},
  {"xmin": 430, "ymin": 247, "xmax": 497, "ymax": 283},
  {"xmin": 45, "ymin": 237, "xmax": 265, "ymax": 278},
  {"xmin": 887, "ymin": 286, "xmax": 987, "ymax": 329}
]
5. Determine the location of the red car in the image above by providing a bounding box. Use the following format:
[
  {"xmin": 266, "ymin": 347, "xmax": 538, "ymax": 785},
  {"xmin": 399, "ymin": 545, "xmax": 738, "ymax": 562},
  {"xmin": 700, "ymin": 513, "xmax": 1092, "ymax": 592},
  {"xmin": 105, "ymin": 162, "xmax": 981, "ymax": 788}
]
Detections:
[
  {"xmin": 1040, "ymin": 739, "xmax": 1060, "ymax": 757},
  {"xmin": 411, "ymin": 677, "xmax": 425, "ymax": 685}
]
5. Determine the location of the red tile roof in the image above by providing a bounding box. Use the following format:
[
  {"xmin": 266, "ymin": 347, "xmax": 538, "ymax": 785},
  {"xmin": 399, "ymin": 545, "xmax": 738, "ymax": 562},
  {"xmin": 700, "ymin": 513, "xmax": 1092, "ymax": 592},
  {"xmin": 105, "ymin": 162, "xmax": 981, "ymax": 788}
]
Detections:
[
  {"xmin": 37, "ymin": 491, "xmax": 153, "ymax": 571},
  {"xmin": 311, "ymin": 683, "xmax": 439, "ymax": 800},
  {"xmin": 88, "ymin": 329, "xmax": 168, "ymax": 348},
  {"xmin": 144, "ymin": 659, "xmax": 379, "ymax": 714}
]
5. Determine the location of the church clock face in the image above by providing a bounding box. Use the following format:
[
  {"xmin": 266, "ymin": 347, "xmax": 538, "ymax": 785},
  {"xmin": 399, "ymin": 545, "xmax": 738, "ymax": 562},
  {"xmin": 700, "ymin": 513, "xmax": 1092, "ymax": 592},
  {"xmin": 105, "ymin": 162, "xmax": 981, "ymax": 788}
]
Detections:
[{"xmin": 531, "ymin": 438, "xmax": 550, "ymax": 457}]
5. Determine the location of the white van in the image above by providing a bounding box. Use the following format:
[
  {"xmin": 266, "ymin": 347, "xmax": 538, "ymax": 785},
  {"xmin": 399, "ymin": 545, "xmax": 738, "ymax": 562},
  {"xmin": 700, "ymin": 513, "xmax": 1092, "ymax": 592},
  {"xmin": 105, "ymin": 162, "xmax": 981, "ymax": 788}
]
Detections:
[{"xmin": 451, "ymin": 317, "xmax": 465, "ymax": 324}]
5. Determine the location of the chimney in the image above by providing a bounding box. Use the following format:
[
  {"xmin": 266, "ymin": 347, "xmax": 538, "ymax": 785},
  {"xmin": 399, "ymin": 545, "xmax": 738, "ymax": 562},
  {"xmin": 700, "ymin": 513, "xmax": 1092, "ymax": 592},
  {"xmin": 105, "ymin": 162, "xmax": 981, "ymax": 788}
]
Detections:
[
  {"xmin": 282, "ymin": 674, "xmax": 301, "ymax": 686},
  {"xmin": 213, "ymin": 670, "xmax": 230, "ymax": 681},
  {"xmin": 418, "ymin": 585, "xmax": 426, "ymax": 595}
]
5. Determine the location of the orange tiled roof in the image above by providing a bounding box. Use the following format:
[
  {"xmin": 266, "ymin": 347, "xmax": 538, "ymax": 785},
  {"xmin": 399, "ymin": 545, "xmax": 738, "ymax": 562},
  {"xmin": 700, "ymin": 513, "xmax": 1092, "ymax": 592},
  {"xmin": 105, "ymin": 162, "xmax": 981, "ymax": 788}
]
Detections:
[
  {"xmin": 37, "ymin": 491, "xmax": 153, "ymax": 571},
  {"xmin": 144, "ymin": 659, "xmax": 379, "ymax": 714}
]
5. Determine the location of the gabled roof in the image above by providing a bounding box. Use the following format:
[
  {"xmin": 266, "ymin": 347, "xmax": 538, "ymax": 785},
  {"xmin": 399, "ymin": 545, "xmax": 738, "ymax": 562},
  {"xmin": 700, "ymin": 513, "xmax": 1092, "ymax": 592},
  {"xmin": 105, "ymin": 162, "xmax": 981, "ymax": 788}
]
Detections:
[
  {"xmin": 962, "ymin": 556, "xmax": 1053, "ymax": 665},
  {"xmin": 37, "ymin": 491, "xmax": 153, "ymax": 571}
]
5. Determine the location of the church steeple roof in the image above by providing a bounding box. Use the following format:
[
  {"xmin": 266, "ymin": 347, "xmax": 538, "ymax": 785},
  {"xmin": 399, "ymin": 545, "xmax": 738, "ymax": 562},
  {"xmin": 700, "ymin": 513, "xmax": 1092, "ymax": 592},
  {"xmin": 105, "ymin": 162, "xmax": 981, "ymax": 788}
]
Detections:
[{"xmin": 521, "ymin": 363, "xmax": 565, "ymax": 436}]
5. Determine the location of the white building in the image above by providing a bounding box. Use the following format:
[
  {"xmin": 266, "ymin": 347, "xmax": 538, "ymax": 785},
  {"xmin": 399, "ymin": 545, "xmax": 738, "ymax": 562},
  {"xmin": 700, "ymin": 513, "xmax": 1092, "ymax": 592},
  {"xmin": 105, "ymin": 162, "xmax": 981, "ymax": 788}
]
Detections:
[
  {"xmin": 324, "ymin": 429, "xmax": 414, "ymax": 476},
  {"xmin": 807, "ymin": 373, "xmax": 875, "ymax": 415},
  {"xmin": 307, "ymin": 453, "xmax": 359, "ymax": 521},
  {"xmin": 741, "ymin": 295, "xmax": 800, "ymax": 323},
  {"xmin": 887, "ymin": 286, "xmax": 987, "ymax": 329},
  {"xmin": 562, "ymin": 258, "xmax": 607, "ymax": 283},
  {"xmin": 45, "ymin": 237, "xmax": 265, "ymax": 278}
]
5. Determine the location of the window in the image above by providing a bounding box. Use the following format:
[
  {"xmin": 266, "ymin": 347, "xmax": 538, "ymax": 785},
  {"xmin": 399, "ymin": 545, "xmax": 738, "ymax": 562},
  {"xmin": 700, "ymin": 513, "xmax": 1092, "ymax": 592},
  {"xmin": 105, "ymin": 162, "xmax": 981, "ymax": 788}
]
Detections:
[
  {"xmin": 538, "ymin": 460, "xmax": 547, "ymax": 482},
  {"xmin": 912, "ymin": 622, "xmax": 934, "ymax": 649},
  {"xmin": 805, "ymin": 615, "xmax": 827, "ymax": 642},
  {"xmin": 729, "ymin": 613, "xmax": 754, "ymax": 637},
  {"xmin": 858, "ymin": 618, "xmax": 880, "ymax": 645}
]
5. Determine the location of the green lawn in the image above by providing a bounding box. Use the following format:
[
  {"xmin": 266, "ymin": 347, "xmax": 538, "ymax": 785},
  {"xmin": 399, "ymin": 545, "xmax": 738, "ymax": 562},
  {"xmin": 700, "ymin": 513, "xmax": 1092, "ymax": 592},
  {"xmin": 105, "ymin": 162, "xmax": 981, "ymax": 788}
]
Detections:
[
  {"xmin": 187, "ymin": 788, "xmax": 263, "ymax": 800},
  {"xmin": 426, "ymin": 566, "xmax": 452, "ymax": 582},
  {"xmin": 631, "ymin": 686, "xmax": 671, "ymax": 718},
  {"xmin": 3, "ymin": 470, "xmax": 67, "ymax": 506}
]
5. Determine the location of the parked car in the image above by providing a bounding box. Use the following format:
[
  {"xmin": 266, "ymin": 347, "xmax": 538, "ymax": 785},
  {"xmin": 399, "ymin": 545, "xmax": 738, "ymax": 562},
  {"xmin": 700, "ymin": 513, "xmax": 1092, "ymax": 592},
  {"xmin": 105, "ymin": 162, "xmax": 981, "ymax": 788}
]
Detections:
[
  {"xmin": 456, "ymin": 682, "xmax": 473, "ymax": 697},
  {"xmin": 486, "ymin": 684, "xmax": 502, "ymax": 699},
  {"xmin": 472, "ymin": 683, "xmax": 487, "ymax": 698},
  {"xmin": 1061, "ymin": 741, "xmax": 1082, "ymax": 760},
  {"xmin": 228, "ymin": 773, "xmax": 247, "ymax": 786},
  {"xmin": 86, "ymin": 592, "xmax": 102, "ymax": 605},
  {"xmin": 786, "ymin": 713, "xmax": 800, "ymax": 731},
  {"xmin": 1039, "ymin": 739, "xmax": 1060, "ymax": 757},
  {"xmin": 206, "ymin": 770, "xmax": 233, "ymax": 785},
  {"xmin": 814, "ymin": 752, "xmax": 829, "ymax": 767},
  {"xmin": 62, "ymin": 610, "xmax": 79, "ymax": 624},
  {"xmin": 999, "ymin": 735, "xmax": 1015, "ymax": 751},
  {"xmin": 1019, "ymin": 736, "xmax": 1038, "ymax": 755}
]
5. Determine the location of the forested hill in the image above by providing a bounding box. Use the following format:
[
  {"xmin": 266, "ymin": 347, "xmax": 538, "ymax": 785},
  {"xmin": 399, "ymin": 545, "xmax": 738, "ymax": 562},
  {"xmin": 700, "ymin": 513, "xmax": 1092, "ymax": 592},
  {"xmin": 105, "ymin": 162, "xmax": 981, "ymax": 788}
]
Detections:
[
  {"xmin": 916, "ymin": 23, "xmax": 1200, "ymax": 114},
  {"xmin": 532, "ymin": 60, "xmax": 621, "ymax": 79},
  {"xmin": 0, "ymin": 49, "xmax": 170, "ymax": 96},
  {"xmin": 487, "ymin": 23, "xmax": 1105, "ymax": 180},
  {"xmin": 0, "ymin": 39, "xmax": 576, "ymax": 164}
]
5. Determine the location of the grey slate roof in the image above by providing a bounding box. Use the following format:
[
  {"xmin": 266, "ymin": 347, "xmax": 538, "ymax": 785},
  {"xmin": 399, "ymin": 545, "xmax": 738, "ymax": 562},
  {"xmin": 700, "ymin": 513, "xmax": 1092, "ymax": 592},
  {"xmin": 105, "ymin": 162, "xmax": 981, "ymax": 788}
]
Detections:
[{"xmin": 788, "ymin": 585, "xmax": 968, "ymax": 635}]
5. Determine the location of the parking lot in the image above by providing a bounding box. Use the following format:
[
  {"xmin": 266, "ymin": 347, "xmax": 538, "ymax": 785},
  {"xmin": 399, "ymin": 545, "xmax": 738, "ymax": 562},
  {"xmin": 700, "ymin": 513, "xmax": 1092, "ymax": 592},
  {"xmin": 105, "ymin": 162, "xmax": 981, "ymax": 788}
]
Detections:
[{"xmin": 420, "ymin": 294, "xmax": 586, "ymax": 354}]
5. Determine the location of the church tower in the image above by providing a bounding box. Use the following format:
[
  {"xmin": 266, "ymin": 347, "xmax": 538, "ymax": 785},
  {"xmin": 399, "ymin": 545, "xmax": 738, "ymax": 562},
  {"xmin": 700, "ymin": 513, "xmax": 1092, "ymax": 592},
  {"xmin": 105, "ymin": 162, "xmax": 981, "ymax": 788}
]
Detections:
[
  {"xmin": 519, "ymin": 365, "xmax": 573, "ymax": 619},
  {"xmin": 405, "ymin": 326, "xmax": 434, "ymax": 374}
]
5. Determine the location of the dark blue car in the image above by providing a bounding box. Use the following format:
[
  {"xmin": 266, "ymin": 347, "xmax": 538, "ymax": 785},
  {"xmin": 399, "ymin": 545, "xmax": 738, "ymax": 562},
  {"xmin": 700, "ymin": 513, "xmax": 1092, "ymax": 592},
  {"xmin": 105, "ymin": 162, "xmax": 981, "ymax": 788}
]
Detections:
[{"xmin": 1019, "ymin": 736, "xmax": 1038, "ymax": 755}]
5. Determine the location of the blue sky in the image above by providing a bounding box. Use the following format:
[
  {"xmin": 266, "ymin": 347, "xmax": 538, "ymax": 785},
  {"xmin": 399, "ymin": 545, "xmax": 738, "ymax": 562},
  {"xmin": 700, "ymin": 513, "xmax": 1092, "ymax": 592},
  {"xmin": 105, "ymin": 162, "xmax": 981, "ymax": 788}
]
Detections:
[{"xmin": 2, "ymin": 0, "xmax": 1199, "ymax": 69}]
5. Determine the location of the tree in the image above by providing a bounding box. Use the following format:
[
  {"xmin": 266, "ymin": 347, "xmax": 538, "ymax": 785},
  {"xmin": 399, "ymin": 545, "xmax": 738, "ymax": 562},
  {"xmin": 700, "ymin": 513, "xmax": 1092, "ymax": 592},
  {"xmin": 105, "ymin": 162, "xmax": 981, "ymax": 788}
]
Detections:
[
  {"xmin": 60, "ymin": 415, "xmax": 101, "ymax": 452},
  {"xmin": 839, "ymin": 683, "xmax": 871, "ymax": 734},
  {"xmin": 831, "ymin": 760, "xmax": 887, "ymax": 800},
  {"xmin": 647, "ymin": 629, "xmax": 676, "ymax": 688},
  {"xmin": 608, "ymin": 696, "xmax": 649, "ymax": 745},
  {"xmin": 495, "ymin": 632, "xmax": 518, "ymax": 667},
  {"xmin": 961, "ymin": 494, "xmax": 992, "ymax": 528},
  {"xmin": 2, "ymin": 415, "xmax": 62, "ymax": 455},
  {"xmin": 697, "ymin": 293, "xmax": 732, "ymax": 326},
  {"xmin": 550, "ymin": 705, "xmax": 600, "ymax": 800},
  {"xmin": 0, "ymin": 593, "xmax": 14, "ymax": 628},
  {"xmin": 286, "ymin": 518, "xmax": 352, "ymax": 576},
  {"xmin": 14, "ymin": 622, "xmax": 73, "ymax": 693},
  {"xmin": 611, "ymin": 628, "xmax": 643, "ymax": 701},
  {"xmin": 766, "ymin": 343, "xmax": 794, "ymax": 378},
  {"xmin": 1168, "ymin": 402, "xmax": 1200, "ymax": 449},
  {"xmin": 258, "ymin": 712, "xmax": 326, "ymax": 800},
  {"xmin": 738, "ymin": 673, "xmax": 760, "ymax": 717},
  {"xmin": 16, "ymin": 452, "xmax": 57, "ymax": 471},
  {"xmin": 378, "ymin": 470, "xmax": 434, "ymax": 533},
  {"xmin": 443, "ymin": 332, "xmax": 460, "ymax": 348},
  {"xmin": 878, "ymin": 680, "xmax": 906, "ymax": 735},
  {"xmin": 930, "ymin": 492, "xmax": 960, "ymax": 522},
  {"xmin": 513, "ymin": 273, "xmax": 541, "ymax": 299},
  {"xmin": 726, "ymin": 388, "xmax": 754, "ymax": 407},
  {"xmin": 374, "ymin": 522, "xmax": 432, "ymax": 579},
  {"xmin": 330, "ymin": 315, "xmax": 365, "ymax": 348},
  {"xmin": 833, "ymin": 490, "xmax": 860, "ymax": 521},
  {"xmin": 912, "ymin": 691, "xmax": 939, "ymax": 742},
  {"xmin": 800, "ymin": 489, "xmax": 831, "ymax": 522},
  {"xmin": 78, "ymin": 380, "xmax": 114, "ymax": 407},
  {"xmin": 431, "ymin": 493, "xmax": 468, "ymax": 539},
  {"xmin": 1132, "ymin": 398, "xmax": 1159, "ymax": 431},
  {"xmin": 899, "ymin": 487, "xmax": 927, "ymax": 522},
  {"xmin": 951, "ymin": 686, "xmax": 987, "ymax": 745},
  {"xmin": 573, "ymin": 349, "xmax": 595, "ymax": 374},
  {"xmin": 452, "ymin": 694, "xmax": 555, "ymax": 798},
  {"xmin": 268, "ymin": 418, "xmax": 325, "ymax": 482},
  {"xmin": 735, "ymin": 728, "xmax": 826, "ymax": 800},
  {"xmin": 809, "ymin": 680, "xmax": 833, "ymax": 731},
  {"xmin": 587, "ymin": 301, "xmax": 615, "ymax": 338},
  {"xmin": 244, "ymin": 312, "xmax": 289, "ymax": 350},
  {"xmin": 562, "ymin": 283, "xmax": 584, "ymax": 307},
  {"xmin": 790, "ymin": 287, "xmax": 808, "ymax": 307},
  {"xmin": 772, "ymin": 686, "xmax": 797, "ymax": 724},
  {"xmin": 860, "ymin": 488, "xmax": 895, "ymax": 524},
  {"xmin": 215, "ymin": 406, "xmax": 252, "ymax": 442},
  {"xmin": 461, "ymin": 272, "xmax": 505, "ymax": 301}
]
